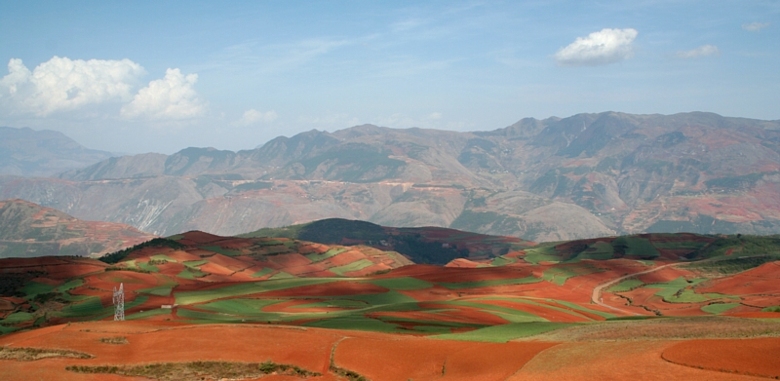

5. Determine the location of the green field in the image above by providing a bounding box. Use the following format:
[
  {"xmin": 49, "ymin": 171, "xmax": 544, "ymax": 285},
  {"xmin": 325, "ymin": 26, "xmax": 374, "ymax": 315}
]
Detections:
[
  {"xmin": 368, "ymin": 277, "xmax": 432, "ymax": 291},
  {"xmin": 433, "ymin": 322, "xmax": 571, "ymax": 342},
  {"xmin": 702, "ymin": 303, "xmax": 740, "ymax": 314},
  {"xmin": 648, "ymin": 277, "xmax": 735, "ymax": 303},
  {"xmin": 174, "ymin": 278, "xmax": 338, "ymax": 305},
  {"xmin": 608, "ymin": 279, "xmax": 644, "ymax": 293},
  {"xmin": 305, "ymin": 247, "xmax": 348, "ymax": 263},
  {"xmin": 438, "ymin": 275, "xmax": 540, "ymax": 289}
]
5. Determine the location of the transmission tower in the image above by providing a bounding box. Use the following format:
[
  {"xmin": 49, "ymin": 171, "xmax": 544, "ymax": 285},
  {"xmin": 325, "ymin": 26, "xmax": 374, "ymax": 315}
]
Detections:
[{"xmin": 113, "ymin": 283, "xmax": 125, "ymax": 321}]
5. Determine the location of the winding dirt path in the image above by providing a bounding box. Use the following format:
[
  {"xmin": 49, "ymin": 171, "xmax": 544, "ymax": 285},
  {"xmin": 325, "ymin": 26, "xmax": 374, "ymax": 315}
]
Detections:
[{"xmin": 590, "ymin": 262, "xmax": 676, "ymax": 315}]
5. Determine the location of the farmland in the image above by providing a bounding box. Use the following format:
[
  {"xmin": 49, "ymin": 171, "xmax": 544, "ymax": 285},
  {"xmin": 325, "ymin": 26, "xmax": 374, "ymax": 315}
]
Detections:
[{"xmin": 1, "ymin": 226, "xmax": 780, "ymax": 379}]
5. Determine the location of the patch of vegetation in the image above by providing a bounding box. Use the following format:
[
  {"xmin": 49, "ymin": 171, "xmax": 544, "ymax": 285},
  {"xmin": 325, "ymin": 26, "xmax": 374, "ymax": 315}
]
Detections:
[
  {"xmin": 137, "ymin": 261, "xmax": 160, "ymax": 272},
  {"xmin": 329, "ymin": 259, "xmax": 375, "ymax": 276},
  {"xmin": 701, "ymin": 303, "xmax": 740, "ymax": 314},
  {"xmin": 438, "ymin": 275, "xmax": 540, "ymax": 289},
  {"xmin": 305, "ymin": 315, "xmax": 401, "ymax": 333},
  {"xmin": 433, "ymin": 322, "xmax": 571, "ymax": 342},
  {"xmin": 177, "ymin": 267, "xmax": 207, "ymax": 280},
  {"xmin": 331, "ymin": 364, "xmax": 370, "ymax": 381},
  {"xmin": 99, "ymin": 336, "xmax": 128, "ymax": 345},
  {"xmin": 174, "ymin": 278, "xmax": 336, "ymax": 305},
  {"xmin": 182, "ymin": 259, "xmax": 208, "ymax": 267},
  {"xmin": 306, "ymin": 247, "xmax": 348, "ymax": 263},
  {"xmin": 763, "ymin": 306, "xmax": 780, "ymax": 313},
  {"xmin": 0, "ymin": 311, "xmax": 34, "ymax": 324},
  {"xmin": 0, "ymin": 346, "xmax": 93, "ymax": 361},
  {"xmin": 269, "ymin": 271, "xmax": 295, "ymax": 280},
  {"xmin": 369, "ymin": 277, "xmax": 432, "ymax": 291},
  {"xmin": 126, "ymin": 308, "xmax": 171, "ymax": 320},
  {"xmin": 200, "ymin": 245, "xmax": 242, "ymax": 256},
  {"xmin": 67, "ymin": 360, "xmax": 320, "ymax": 380},
  {"xmin": 608, "ymin": 279, "xmax": 644, "ymax": 293},
  {"xmin": 695, "ymin": 235, "xmax": 780, "ymax": 260},
  {"xmin": 138, "ymin": 285, "xmax": 174, "ymax": 297},
  {"xmin": 198, "ymin": 299, "xmax": 281, "ymax": 314},
  {"xmin": 522, "ymin": 243, "xmax": 562, "ymax": 264},
  {"xmin": 649, "ymin": 277, "xmax": 735, "ymax": 303},
  {"xmin": 100, "ymin": 238, "xmax": 185, "ymax": 264},
  {"xmin": 250, "ymin": 268, "xmax": 274, "ymax": 278},
  {"xmin": 105, "ymin": 266, "xmax": 152, "ymax": 274},
  {"xmin": 612, "ymin": 236, "xmax": 660, "ymax": 259},
  {"xmin": 686, "ymin": 255, "xmax": 777, "ymax": 274}
]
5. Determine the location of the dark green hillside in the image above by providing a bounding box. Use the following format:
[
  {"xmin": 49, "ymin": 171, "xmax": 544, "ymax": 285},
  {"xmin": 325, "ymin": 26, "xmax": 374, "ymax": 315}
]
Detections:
[{"xmin": 241, "ymin": 218, "xmax": 531, "ymax": 264}]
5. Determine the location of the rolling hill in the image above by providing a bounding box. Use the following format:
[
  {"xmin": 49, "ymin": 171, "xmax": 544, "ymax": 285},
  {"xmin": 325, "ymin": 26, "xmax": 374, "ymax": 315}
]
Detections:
[
  {"xmin": 0, "ymin": 199, "xmax": 155, "ymax": 258},
  {"xmin": 1, "ymin": 223, "xmax": 779, "ymax": 380}
]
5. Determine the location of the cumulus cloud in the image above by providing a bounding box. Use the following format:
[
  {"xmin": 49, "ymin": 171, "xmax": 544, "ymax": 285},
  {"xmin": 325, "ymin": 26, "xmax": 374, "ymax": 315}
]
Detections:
[
  {"xmin": 554, "ymin": 28, "xmax": 638, "ymax": 66},
  {"xmin": 677, "ymin": 45, "xmax": 720, "ymax": 59},
  {"xmin": 121, "ymin": 68, "xmax": 204, "ymax": 120},
  {"xmin": 0, "ymin": 57, "xmax": 144, "ymax": 115},
  {"xmin": 426, "ymin": 112, "xmax": 442, "ymax": 120},
  {"xmin": 742, "ymin": 22, "xmax": 770, "ymax": 31},
  {"xmin": 237, "ymin": 108, "xmax": 278, "ymax": 125}
]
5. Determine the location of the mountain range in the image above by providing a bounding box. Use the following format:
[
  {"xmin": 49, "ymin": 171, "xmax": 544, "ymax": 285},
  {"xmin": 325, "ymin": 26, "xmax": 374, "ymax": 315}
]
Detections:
[{"xmin": 1, "ymin": 111, "xmax": 779, "ymax": 241}]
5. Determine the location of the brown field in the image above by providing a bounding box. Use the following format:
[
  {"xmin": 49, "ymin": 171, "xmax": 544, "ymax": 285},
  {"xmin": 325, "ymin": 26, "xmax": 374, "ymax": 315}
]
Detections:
[{"xmin": 662, "ymin": 338, "xmax": 780, "ymax": 379}]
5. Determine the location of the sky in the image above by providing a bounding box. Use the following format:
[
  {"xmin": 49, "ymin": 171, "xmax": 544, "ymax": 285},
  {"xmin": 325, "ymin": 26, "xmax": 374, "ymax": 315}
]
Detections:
[{"xmin": 0, "ymin": 1, "xmax": 778, "ymax": 154}]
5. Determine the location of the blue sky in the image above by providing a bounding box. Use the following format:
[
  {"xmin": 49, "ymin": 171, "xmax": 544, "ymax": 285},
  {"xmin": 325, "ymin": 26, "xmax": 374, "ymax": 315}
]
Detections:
[{"xmin": 1, "ymin": 1, "xmax": 777, "ymax": 154}]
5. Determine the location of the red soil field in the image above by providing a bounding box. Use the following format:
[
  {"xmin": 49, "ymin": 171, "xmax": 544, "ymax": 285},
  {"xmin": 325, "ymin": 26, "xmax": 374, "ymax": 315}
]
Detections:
[
  {"xmin": 334, "ymin": 335, "xmax": 556, "ymax": 381},
  {"xmin": 445, "ymin": 258, "xmax": 482, "ymax": 268},
  {"xmin": 321, "ymin": 250, "xmax": 364, "ymax": 266},
  {"xmin": 0, "ymin": 322, "xmax": 347, "ymax": 381},
  {"xmin": 662, "ymin": 338, "xmax": 780, "ymax": 379},
  {"xmin": 510, "ymin": 340, "xmax": 768, "ymax": 381},
  {"xmin": 699, "ymin": 261, "xmax": 780, "ymax": 295},
  {"xmin": 163, "ymin": 249, "xmax": 202, "ymax": 262}
]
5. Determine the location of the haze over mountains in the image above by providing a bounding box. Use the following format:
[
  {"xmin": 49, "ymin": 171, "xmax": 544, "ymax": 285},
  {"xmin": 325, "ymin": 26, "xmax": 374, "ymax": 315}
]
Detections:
[
  {"xmin": 1, "ymin": 111, "xmax": 780, "ymax": 241},
  {"xmin": 0, "ymin": 126, "xmax": 115, "ymax": 177}
]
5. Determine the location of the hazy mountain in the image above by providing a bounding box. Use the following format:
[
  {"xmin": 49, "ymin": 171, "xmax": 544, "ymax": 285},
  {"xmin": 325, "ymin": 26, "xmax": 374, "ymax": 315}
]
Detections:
[
  {"xmin": 0, "ymin": 199, "xmax": 155, "ymax": 258},
  {"xmin": 3, "ymin": 112, "xmax": 780, "ymax": 241},
  {"xmin": 0, "ymin": 126, "xmax": 115, "ymax": 177}
]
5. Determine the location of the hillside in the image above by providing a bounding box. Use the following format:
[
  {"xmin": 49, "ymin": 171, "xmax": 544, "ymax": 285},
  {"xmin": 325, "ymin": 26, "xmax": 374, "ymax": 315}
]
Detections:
[
  {"xmin": 0, "ymin": 126, "xmax": 115, "ymax": 177},
  {"xmin": 242, "ymin": 218, "xmax": 534, "ymax": 264},
  {"xmin": 2, "ymin": 111, "xmax": 780, "ymax": 240},
  {"xmin": 0, "ymin": 199, "xmax": 155, "ymax": 258}
]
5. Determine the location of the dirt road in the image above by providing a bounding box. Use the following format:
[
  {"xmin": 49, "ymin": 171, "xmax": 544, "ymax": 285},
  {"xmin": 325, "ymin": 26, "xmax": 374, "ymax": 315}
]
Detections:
[{"xmin": 591, "ymin": 262, "xmax": 676, "ymax": 315}]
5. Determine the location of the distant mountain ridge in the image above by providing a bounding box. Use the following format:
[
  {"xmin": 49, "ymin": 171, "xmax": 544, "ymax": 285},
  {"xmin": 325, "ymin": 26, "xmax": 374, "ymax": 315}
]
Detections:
[
  {"xmin": 0, "ymin": 126, "xmax": 115, "ymax": 177},
  {"xmin": 2, "ymin": 111, "xmax": 780, "ymax": 241}
]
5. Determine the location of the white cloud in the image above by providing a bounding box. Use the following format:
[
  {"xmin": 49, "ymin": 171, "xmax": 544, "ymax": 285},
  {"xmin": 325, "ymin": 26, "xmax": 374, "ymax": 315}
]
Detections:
[
  {"xmin": 742, "ymin": 22, "xmax": 770, "ymax": 32},
  {"xmin": 0, "ymin": 57, "xmax": 144, "ymax": 115},
  {"xmin": 121, "ymin": 68, "xmax": 204, "ymax": 120},
  {"xmin": 554, "ymin": 28, "xmax": 638, "ymax": 66},
  {"xmin": 238, "ymin": 108, "xmax": 278, "ymax": 125},
  {"xmin": 677, "ymin": 45, "xmax": 720, "ymax": 59},
  {"xmin": 426, "ymin": 112, "xmax": 442, "ymax": 120}
]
